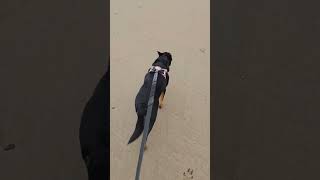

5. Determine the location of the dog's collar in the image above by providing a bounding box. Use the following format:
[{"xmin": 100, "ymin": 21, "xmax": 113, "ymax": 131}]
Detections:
[{"xmin": 148, "ymin": 66, "xmax": 168, "ymax": 79}]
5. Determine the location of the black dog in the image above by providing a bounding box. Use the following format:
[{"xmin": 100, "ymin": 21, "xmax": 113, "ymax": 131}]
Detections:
[
  {"xmin": 128, "ymin": 51, "xmax": 172, "ymax": 146},
  {"xmin": 79, "ymin": 64, "xmax": 109, "ymax": 180}
]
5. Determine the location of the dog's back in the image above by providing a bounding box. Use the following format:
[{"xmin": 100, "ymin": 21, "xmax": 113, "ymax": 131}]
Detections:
[{"xmin": 135, "ymin": 73, "xmax": 166, "ymax": 115}]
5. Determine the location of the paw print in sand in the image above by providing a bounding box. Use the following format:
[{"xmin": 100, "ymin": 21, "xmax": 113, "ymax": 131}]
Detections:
[{"xmin": 183, "ymin": 168, "xmax": 194, "ymax": 179}]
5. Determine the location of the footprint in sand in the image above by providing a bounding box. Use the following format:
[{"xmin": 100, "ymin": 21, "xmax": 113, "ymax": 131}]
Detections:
[
  {"xmin": 183, "ymin": 168, "xmax": 194, "ymax": 179},
  {"xmin": 200, "ymin": 48, "xmax": 206, "ymax": 53}
]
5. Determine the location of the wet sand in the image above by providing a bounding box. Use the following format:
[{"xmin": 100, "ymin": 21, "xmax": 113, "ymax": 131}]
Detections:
[{"xmin": 111, "ymin": 0, "xmax": 210, "ymax": 179}]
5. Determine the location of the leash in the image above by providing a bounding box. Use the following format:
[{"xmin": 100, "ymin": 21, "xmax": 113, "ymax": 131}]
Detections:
[{"xmin": 135, "ymin": 71, "xmax": 159, "ymax": 180}]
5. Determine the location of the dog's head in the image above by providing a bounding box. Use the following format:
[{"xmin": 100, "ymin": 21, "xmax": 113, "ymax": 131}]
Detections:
[{"xmin": 154, "ymin": 51, "xmax": 172, "ymax": 70}]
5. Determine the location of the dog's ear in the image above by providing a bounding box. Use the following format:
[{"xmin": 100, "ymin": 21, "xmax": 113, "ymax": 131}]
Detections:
[
  {"xmin": 157, "ymin": 51, "xmax": 163, "ymax": 56},
  {"xmin": 166, "ymin": 53, "xmax": 172, "ymax": 61}
]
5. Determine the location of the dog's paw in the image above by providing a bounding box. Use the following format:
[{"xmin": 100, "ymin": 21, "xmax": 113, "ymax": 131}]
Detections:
[{"xmin": 183, "ymin": 168, "xmax": 194, "ymax": 179}]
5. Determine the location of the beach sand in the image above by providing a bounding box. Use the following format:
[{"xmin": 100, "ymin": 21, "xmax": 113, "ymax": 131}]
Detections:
[{"xmin": 111, "ymin": 0, "xmax": 210, "ymax": 179}]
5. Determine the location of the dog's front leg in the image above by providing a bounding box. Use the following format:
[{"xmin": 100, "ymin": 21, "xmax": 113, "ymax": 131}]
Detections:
[{"xmin": 159, "ymin": 91, "xmax": 165, "ymax": 109}]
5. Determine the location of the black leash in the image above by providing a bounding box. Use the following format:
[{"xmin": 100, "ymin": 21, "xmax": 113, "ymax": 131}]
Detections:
[{"xmin": 135, "ymin": 71, "xmax": 158, "ymax": 180}]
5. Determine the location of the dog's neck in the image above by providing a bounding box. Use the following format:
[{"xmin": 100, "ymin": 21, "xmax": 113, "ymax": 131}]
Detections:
[{"xmin": 152, "ymin": 57, "xmax": 170, "ymax": 71}]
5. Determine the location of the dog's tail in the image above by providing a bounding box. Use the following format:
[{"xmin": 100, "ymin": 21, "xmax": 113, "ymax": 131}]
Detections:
[{"xmin": 128, "ymin": 116, "xmax": 144, "ymax": 144}]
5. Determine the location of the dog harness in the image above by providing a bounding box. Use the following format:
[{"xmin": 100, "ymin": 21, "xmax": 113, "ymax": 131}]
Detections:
[{"xmin": 148, "ymin": 66, "xmax": 168, "ymax": 79}]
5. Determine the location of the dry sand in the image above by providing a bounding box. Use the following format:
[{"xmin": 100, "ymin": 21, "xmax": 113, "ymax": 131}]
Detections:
[{"xmin": 111, "ymin": 0, "xmax": 210, "ymax": 179}]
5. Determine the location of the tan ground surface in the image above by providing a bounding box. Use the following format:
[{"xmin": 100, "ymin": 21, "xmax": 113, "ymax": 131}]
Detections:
[{"xmin": 111, "ymin": 0, "xmax": 210, "ymax": 179}]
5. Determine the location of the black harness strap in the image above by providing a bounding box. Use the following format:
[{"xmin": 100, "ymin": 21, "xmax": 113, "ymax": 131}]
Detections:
[{"xmin": 135, "ymin": 71, "xmax": 158, "ymax": 180}]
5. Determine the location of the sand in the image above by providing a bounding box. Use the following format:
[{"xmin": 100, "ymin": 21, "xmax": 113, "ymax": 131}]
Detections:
[{"xmin": 110, "ymin": 0, "xmax": 210, "ymax": 179}]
